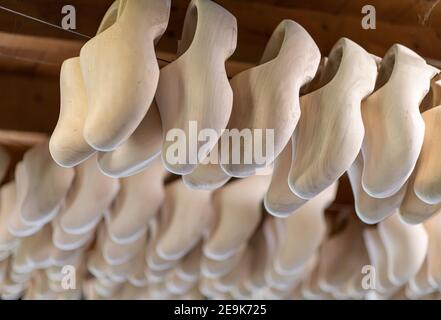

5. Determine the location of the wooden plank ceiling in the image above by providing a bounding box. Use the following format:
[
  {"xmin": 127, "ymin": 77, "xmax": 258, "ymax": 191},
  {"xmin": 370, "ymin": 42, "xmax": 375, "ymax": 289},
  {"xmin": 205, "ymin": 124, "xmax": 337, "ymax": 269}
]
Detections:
[{"xmin": 0, "ymin": 0, "xmax": 441, "ymax": 133}]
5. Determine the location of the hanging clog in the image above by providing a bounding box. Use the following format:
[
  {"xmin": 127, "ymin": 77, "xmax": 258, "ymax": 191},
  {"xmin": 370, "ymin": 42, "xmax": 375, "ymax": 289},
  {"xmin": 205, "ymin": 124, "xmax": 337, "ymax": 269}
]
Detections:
[
  {"xmin": 289, "ymin": 38, "xmax": 377, "ymax": 199},
  {"xmin": 80, "ymin": 0, "xmax": 171, "ymax": 151},
  {"xmin": 361, "ymin": 45, "xmax": 438, "ymax": 198},
  {"xmin": 221, "ymin": 20, "xmax": 320, "ymax": 177},
  {"xmin": 156, "ymin": 0, "xmax": 237, "ymax": 175}
]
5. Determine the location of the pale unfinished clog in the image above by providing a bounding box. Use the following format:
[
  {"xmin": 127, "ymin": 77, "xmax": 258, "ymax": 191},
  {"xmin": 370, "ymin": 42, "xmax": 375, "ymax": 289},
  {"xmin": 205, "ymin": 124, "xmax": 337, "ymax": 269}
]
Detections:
[
  {"xmin": 289, "ymin": 38, "xmax": 377, "ymax": 199},
  {"xmin": 378, "ymin": 212, "xmax": 428, "ymax": 286},
  {"xmin": 400, "ymin": 173, "xmax": 441, "ymax": 224},
  {"xmin": 361, "ymin": 45, "xmax": 438, "ymax": 198},
  {"xmin": 271, "ymin": 183, "xmax": 337, "ymax": 276},
  {"xmin": 156, "ymin": 179, "xmax": 213, "ymax": 261},
  {"xmin": 412, "ymin": 105, "xmax": 441, "ymax": 204},
  {"xmin": 156, "ymin": 0, "xmax": 237, "ymax": 175},
  {"xmin": 49, "ymin": 1, "xmax": 120, "ymax": 166},
  {"xmin": 80, "ymin": 0, "xmax": 170, "ymax": 151},
  {"xmin": 6, "ymin": 172, "xmax": 41, "ymax": 237},
  {"xmin": 425, "ymin": 211, "xmax": 441, "ymax": 288},
  {"xmin": 60, "ymin": 155, "xmax": 119, "ymax": 234},
  {"xmin": 363, "ymin": 228, "xmax": 397, "ymax": 297},
  {"xmin": 49, "ymin": 57, "xmax": 95, "ymax": 167},
  {"xmin": 105, "ymin": 158, "xmax": 165, "ymax": 244},
  {"xmin": 17, "ymin": 142, "xmax": 75, "ymax": 225},
  {"xmin": 264, "ymin": 142, "xmax": 306, "ymax": 216},
  {"xmin": 203, "ymin": 175, "xmax": 270, "ymax": 260},
  {"xmin": 0, "ymin": 182, "xmax": 18, "ymax": 251},
  {"xmin": 97, "ymin": 102, "xmax": 163, "ymax": 178},
  {"xmin": 348, "ymin": 153, "xmax": 406, "ymax": 224},
  {"xmin": 221, "ymin": 20, "xmax": 320, "ymax": 177}
]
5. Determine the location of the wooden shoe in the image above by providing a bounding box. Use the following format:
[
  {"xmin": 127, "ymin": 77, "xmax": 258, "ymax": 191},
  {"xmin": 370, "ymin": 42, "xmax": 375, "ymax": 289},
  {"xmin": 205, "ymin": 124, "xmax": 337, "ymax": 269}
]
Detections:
[
  {"xmin": 201, "ymin": 244, "xmax": 245, "ymax": 278},
  {"xmin": 203, "ymin": 175, "xmax": 270, "ymax": 260},
  {"xmin": 156, "ymin": 179, "xmax": 213, "ymax": 261},
  {"xmin": 49, "ymin": 1, "xmax": 120, "ymax": 166},
  {"xmin": 50, "ymin": 57, "xmax": 95, "ymax": 167},
  {"xmin": 97, "ymin": 102, "xmax": 163, "ymax": 178},
  {"xmin": 156, "ymin": 0, "xmax": 237, "ymax": 175},
  {"xmin": 146, "ymin": 211, "xmax": 178, "ymax": 272},
  {"xmin": 52, "ymin": 215, "xmax": 95, "ymax": 251},
  {"xmin": 363, "ymin": 228, "xmax": 397, "ymax": 296},
  {"xmin": 264, "ymin": 142, "xmax": 306, "ymax": 216},
  {"xmin": 378, "ymin": 212, "xmax": 428, "ymax": 286},
  {"xmin": 221, "ymin": 20, "xmax": 320, "ymax": 177},
  {"xmin": 425, "ymin": 212, "xmax": 441, "ymax": 288},
  {"xmin": 105, "ymin": 158, "xmax": 165, "ymax": 244},
  {"xmin": 173, "ymin": 243, "xmax": 202, "ymax": 283},
  {"xmin": 407, "ymin": 257, "xmax": 436, "ymax": 298},
  {"xmin": 412, "ymin": 105, "xmax": 441, "ymax": 204},
  {"xmin": 17, "ymin": 142, "xmax": 74, "ymax": 225},
  {"xmin": 348, "ymin": 153, "xmax": 406, "ymax": 224},
  {"xmin": 127, "ymin": 250, "xmax": 148, "ymax": 288},
  {"xmin": 271, "ymin": 183, "xmax": 336, "ymax": 276},
  {"xmin": 400, "ymin": 173, "xmax": 441, "ymax": 224},
  {"xmin": 80, "ymin": 0, "xmax": 171, "ymax": 151},
  {"xmin": 59, "ymin": 155, "xmax": 119, "ymax": 234},
  {"xmin": 289, "ymin": 38, "xmax": 377, "ymax": 199},
  {"xmin": 25, "ymin": 224, "xmax": 53, "ymax": 269},
  {"xmin": 361, "ymin": 45, "xmax": 438, "ymax": 198},
  {"xmin": 102, "ymin": 226, "xmax": 147, "ymax": 266},
  {"xmin": 6, "ymin": 172, "xmax": 41, "ymax": 237},
  {"xmin": 183, "ymin": 147, "xmax": 231, "ymax": 190},
  {"xmin": 318, "ymin": 216, "xmax": 368, "ymax": 293},
  {"xmin": 0, "ymin": 182, "xmax": 18, "ymax": 251}
]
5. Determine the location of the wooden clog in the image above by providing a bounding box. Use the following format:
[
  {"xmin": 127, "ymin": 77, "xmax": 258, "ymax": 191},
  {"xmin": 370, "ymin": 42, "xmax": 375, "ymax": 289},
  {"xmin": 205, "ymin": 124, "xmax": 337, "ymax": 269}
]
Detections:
[
  {"xmin": 156, "ymin": 179, "xmax": 213, "ymax": 261},
  {"xmin": 25, "ymin": 224, "xmax": 53, "ymax": 269},
  {"xmin": 399, "ymin": 173, "xmax": 441, "ymax": 224},
  {"xmin": 221, "ymin": 20, "xmax": 320, "ymax": 177},
  {"xmin": 264, "ymin": 142, "xmax": 306, "ymax": 216},
  {"xmin": 378, "ymin": 212, "xmax": 428, "ymax": 286},
  {"xmin": 289, "ymin": 38, "xmax": 377, "ymax": 199},
  {"xmin": 425, "ymin": 212, "xmax": 441, "ymax": 289},
  {"xmin": 317, "ymin": 216, "xmax": 368, "ymax": 293},
  {"xmin": 97, "ymin": 102, "xmax": 163, "ymax": 178},
  {"xmin": 80, "ymin": 0, "xmax": 170, "ymax": 151},
  {"xmin": 59, "ymin": 155, "xmax": 119, "ymax": 234},
  {"xmin": 6, "ymin": 172, "xmax": 41, "ymax": 237},
  {"xmin": 49, "ymin": 57, "xmax": 96, "ymax": 167},
  {"xmin": 412, "ymin": 105, "xmax": 441, "ymax": 204},
  {"xmin": 102, "ymin": 227, "xmax": 146, "ymax": 266},
  {"xmin": 363, "ymin": 228, "xmax": 397, "ymax": 296},
  {"xmin": 348, "ymin": 153, "xmax": 406, "ymax": 224},
  {"xmin": 173, "ymin": 242, "xmax": 202, "ymax": 283},
  {"xmin": 17, "ymin": 142, "xmax": 75, "ymax": 226},
  {"xmin": 183, "ymin": 154, "xmax": 231, "ymax": 191},
  {"xmin": 271, "ymin": 183, "xmax": 337, "ymax": 276},
  {"xmin": 49, "ymin": 1, "xmax": 120, "ymax": 167},
  {"xmin": 203, "ymin": 175, "xmax": 270, "ymax": 260},
  {"xmin": 361, "ymin": 45, "xmax": 438, "ymax": 198},
  {"xmin": 52, "ymin": 215, "xmax": 95, "ymax": 251},
  {"xmin": 407, "ymin": 257, "xmax": 436, "ymax": 298},
  {"xmin": 201, "ymin": 244, "xmax": 245, "ymax": 278},
  {"xmin": 156, "ymin": 0, "xmax": 237, "ymax": 175},
  {"xmin": 105, "ymin": 158, "xmax": 165, "ymax": 244},
  {"xmin": 0, "ymin": 182, "xmax": 18, "ymax": 251},
  {"xmin": 146, "ymin": 211, "xmax": 178, "ymax": 272}
]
